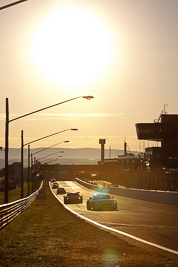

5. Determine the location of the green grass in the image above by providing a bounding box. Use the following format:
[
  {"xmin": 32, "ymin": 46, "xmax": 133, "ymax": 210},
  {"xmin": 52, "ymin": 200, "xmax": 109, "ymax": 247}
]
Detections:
[
  {"xmin": 0, "ymin": 181, "xmax": 177, "ymax": 267},
  {"xmin": 0, "ymin": 182, "xmax": 36, "ymax": 204}
]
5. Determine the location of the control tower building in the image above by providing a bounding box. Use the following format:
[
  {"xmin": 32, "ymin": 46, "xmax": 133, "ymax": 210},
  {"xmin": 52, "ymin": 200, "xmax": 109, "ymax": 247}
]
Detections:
[{"xmin": 136, "ymin": 113, "xmax": 178, "ymax": 169}]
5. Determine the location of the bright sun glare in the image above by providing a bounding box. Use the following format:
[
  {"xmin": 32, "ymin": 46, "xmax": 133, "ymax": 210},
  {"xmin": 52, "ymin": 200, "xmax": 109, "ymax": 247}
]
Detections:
[{"xmin": 31, "ymin": 5, "xmax": 114, "ymax": 88}]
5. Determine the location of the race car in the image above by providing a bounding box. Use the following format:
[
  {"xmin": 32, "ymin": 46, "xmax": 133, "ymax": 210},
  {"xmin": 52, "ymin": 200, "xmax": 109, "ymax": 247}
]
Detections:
[
  {"xmin": 64, "ymin": 192, "xmax": 83, "ymax": 204},
  {"xmin": 57, "ymin": 187, "xmax": 66, "ymax": 195},
  {"xmin": 52, "ymin": 182, "xmax": 59, "ymax": 189},
  {"xmin": 87, "ymin": 194, "xmax": 117, "ymax": 211}
]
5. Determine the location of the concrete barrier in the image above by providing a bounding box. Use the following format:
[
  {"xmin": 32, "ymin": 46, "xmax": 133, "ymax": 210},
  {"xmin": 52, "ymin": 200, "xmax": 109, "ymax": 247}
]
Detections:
[{"xmin": 75, "ymin": 178, "xmax": 178, "ymax": 206}]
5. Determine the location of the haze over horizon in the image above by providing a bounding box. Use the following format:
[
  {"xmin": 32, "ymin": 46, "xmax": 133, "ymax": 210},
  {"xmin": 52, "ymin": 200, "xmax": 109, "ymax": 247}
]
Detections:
[
  {"xmin": 0, "ymin": 146, "xmax": 133, "ymax": 168},
  {"xmin": 1, "ymin": 0, "xmax": 178, "ymax": 153}
]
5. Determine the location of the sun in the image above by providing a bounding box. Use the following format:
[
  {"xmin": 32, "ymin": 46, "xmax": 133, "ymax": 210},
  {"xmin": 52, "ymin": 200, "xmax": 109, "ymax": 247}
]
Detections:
[{"xmin": 30, "ymin": 4, "xmax": 114, "ymax": 88}]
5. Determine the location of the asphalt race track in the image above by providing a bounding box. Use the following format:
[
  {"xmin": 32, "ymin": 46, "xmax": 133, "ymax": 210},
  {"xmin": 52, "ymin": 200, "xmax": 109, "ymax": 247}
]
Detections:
[{"xmin": 51, "ymin": 180, "xmax": 178, "ymax": 261}]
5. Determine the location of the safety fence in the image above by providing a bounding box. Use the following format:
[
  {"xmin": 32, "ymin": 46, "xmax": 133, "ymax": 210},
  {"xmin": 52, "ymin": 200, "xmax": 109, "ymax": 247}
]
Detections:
[{"xmin": 0, "ymin": 181, "xmax": 43, "ymax": 229}]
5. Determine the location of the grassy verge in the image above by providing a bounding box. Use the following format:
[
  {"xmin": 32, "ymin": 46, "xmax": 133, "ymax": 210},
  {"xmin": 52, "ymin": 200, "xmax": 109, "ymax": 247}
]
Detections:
[
  {"xmin": 0, "ymin": 182, "xmax": 34, "ymax": 204},
  {"xmin": 0, "ymin": 181, "xmax": 177, "ymax": 267}
]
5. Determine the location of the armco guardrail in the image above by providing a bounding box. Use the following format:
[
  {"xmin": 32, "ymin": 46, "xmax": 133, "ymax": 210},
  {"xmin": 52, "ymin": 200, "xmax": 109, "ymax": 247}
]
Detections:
[
  {"xmin": 75, "ymin": 178, "xmax": 178, "ymax": 206},
  {"xmin": 0, "ymin": 181, "xmax": 43, "ymax": 229}
]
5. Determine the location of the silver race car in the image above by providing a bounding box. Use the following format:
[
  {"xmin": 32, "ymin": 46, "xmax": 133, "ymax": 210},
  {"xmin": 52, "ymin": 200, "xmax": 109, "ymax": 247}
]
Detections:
[{"xmin": 87, "ymin": 194, "xmax": 117, "ymax": 211}]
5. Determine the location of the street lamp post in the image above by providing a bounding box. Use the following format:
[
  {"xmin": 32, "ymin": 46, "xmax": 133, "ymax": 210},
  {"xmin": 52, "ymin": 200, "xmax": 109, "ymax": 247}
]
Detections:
[
  {"xmin": 29, "ymin": 140, "xmax": 69, "ymax": 193},
  {"xmin": 0, "ymin": 0, "xmax": 27, "ymax": 10},
  {"xmin": 42, "ymin": 157, "xmax": 61, "ymax": 165},
  {"xmin": 31, "ymin": 153, "xmax": 34, "ymax": 192},
  {"xmin": 28, "ymin": 145, "xmax": 30, "ymax": 195},
  {"xmin": 5, "ymin": 98, "xmax": 9, "ymax": 203},
  {"xmin": 4, "ymin": 95, "xmax": 93, "ymax": 203},
  {"xmin": 37, "ymin": 151, "xmax": 64, "ymax": 161},
  {"xmin": 21, "ymin": 130, "xmax": 24, "ymax": 199},
  {"xmin": 21, "ymin": 129, "xmax": 76, "ymax": 198},
  {"xmin": 31, "ymin": 140, "xmax": 69, "ymax": 156}
]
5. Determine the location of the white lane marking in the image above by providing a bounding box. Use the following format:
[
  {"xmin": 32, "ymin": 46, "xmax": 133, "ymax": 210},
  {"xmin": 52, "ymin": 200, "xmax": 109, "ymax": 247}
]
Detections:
[
  {"xmin": 97, "ymin": 222, "xmax": 178, "ymax": 229},
  {"xmin": 62, "ymin": 181, "xmax": 80, "ymax": 189},
  {"xmin": 50, "ymin": 183, "xmax": 178, "ymax": 256}
]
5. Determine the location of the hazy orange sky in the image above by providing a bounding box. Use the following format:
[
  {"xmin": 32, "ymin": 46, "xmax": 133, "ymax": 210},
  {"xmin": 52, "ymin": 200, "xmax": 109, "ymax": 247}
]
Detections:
[{"xmin": 0, "ymin": 0, "xmax": 178, "ymax": 152}]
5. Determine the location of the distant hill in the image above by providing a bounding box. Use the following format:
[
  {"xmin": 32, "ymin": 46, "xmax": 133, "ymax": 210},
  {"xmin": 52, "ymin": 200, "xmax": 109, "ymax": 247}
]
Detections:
[{"xmin": 0, "ymin": 147, "xmax": 138, "ymax": 168}]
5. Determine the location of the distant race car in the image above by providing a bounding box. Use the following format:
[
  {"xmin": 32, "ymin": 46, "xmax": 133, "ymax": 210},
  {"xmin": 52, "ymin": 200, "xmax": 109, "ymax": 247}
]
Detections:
[
  {"xmin": 52, "ymin": 182, "xmax": 59, "ymax": 189},
  {"xmin": 87, "ymin": 194, "xmax": 117, "ymax": 211},
  {"xmin": 57, "ymin": 187, "xmax": 66, "ymax": 195},
  {"xmin": 64, "ymin": 192, "xmax": 83, "ymax": 204}
]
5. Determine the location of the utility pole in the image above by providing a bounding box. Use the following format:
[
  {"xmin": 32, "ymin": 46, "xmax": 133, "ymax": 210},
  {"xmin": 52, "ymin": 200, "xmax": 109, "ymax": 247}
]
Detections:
[
  {"xmin": 28, "ymin": 145, "xmax": 30, "ymax": 195},
  {"xmin": 21, "ymin": 130, "xmax": 23, "ymax": 198},
  {"xmin": 5, "ymin": 98, "xmax": 9, "ymax": 203}
]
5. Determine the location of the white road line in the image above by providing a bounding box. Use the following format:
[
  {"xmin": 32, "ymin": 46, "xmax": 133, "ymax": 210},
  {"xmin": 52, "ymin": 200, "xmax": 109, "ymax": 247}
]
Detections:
[
  {"xmin": 50, "ymin": 183, "xmax": 178, "ymax": 256},
  {"xmin": 64, "ymin": 181, "xmax": 80, "ymax": 189},
  {"xmin": 97, "ymin": 222, "xmax": 178, "ymax": 229}
]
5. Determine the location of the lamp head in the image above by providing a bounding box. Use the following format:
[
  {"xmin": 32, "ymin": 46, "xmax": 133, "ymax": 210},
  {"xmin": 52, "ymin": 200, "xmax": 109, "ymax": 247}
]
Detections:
[
  {"xmin": 64, "ymin": 140, "xmax": 69, "ymax": 143},
  {"xmin": 83, "ymin": 96, "xmax": 94, "ymax": 100},
  {"xmin": 71, "ymin": 128, "xmax": 78, "ymax": 131}
]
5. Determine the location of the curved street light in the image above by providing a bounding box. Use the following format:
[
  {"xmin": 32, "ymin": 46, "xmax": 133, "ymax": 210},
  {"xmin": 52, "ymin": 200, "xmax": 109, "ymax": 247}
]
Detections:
[
  {"xmin": 36, "ymin": 152, "xmax": 63, "ymax": 161},
  {"xmin": 8, "ymin": 96, "xmax": 93, "ymax": 123},
  {"xmin": 0, "ymin": 0, "xmax": 27, "ymax": 10},
  {"xmin": 29, "ymin": 140, "xmax": 69, "ymax": 194},
  {"xmin": 23, "ymin": 129, "xmax": 77, "ymax": 147},
  {"xmin": 32, "ymin": 140, "xmax": 69, "ymax": 156},
  {"xmin": 21, "ymin": 129, "xmax": 77, "ymax": 198},
  {"xmin": 42, "ymin": 157, "xmax": 61, "ymax": 165},
  {"xmin": 5, "ymin": 95, "xmax": 93, "ymax": 203},
  {"xmin": 40, "ymin": 155, "xmax": 62, "ymax": 164}
]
